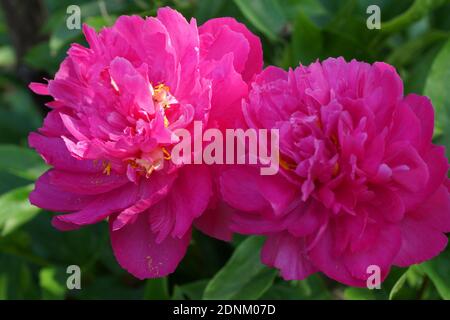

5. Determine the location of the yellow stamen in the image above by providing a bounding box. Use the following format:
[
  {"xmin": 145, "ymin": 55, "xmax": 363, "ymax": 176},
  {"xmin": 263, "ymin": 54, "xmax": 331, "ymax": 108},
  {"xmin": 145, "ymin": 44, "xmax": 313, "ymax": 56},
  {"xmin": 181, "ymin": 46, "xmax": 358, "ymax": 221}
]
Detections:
[
  {"xmin": 332, "ymin": 162, "xmax": 339, "ymax": 176},
  {"xmin": 162, "ymin": 147, "xmax": 171, "ymax": 160},
  {"xmin": 154, "ymin": 83, "xmax": 170, "ymax": 93},
  {"xmin": 280, "ymin": 157, "xmax": 296, "ymax": 171},
  {"xmin": 331, "ymin": 135, "xmax": 338, "ymax": 146},
  {"xmin": 103, "ymin": 162, "xmax": 111, "ymax": 175},
  {"xmin": 145, "ymin": 166, "xmax": 155, "ymax": 178},
  {"xmin": 153, "ymin": 83, "xmax": 172, "ymax": 109}
]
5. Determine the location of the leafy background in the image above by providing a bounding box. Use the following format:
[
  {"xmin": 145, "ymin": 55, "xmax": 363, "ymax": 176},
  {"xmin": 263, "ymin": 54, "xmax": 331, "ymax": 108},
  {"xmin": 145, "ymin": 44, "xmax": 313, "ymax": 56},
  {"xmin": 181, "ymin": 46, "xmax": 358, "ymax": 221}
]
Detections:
[{"xmin": 0, "ymin": 0, "xmax": 449, "ymax": 300}]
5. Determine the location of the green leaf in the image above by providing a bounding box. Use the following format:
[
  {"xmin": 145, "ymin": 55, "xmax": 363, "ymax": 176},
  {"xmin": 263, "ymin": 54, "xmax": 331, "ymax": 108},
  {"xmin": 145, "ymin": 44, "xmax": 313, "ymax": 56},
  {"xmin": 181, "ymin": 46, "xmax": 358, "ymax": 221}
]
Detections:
[
  {"xmin": 144, "ymin": 277, "xmax": 169, "ymax": 300},
  {"xmin": 181, "ymin": 280, "xmax": 209, "ymax": 299},
  {"xmin": 23, "ymin": 214, "xmax": 108, "ymax": 268},
  {"xmin": 0, "ymin": 46, "xmax": 15, "ymax": 68},
  {"xmin": 172, "ymin": 286, "xmax": 185, "ymax": 300},
  {"xmin": 419, "ymin": 248, "xmax": 450, "ymax": 299},
  {"xmin": 0, "ymin": 230, "xmax": 50, "ymax": 268},
  {"xmin": 48, "ymin": 19, "xmax": 85, "ymax": 56},
  {"xmin": 387, "ymin": 31, "xmax": 449, "ymax": 67},
  {"xmin": 344, "ymin": 287, "xmax": 387, "ymax": 300},
  {"xmin": 233, "ymin": 0, "xmax": 287, "ymax": 41},
  {"xmin": 203, "ymin": 236, "xmax": 277, "ymax": 300},
  {"xmin": 0, "ymin": 145, "xmax": 48, "ymax": 180},
  {"xmin": 0, "ymin": 184, "xmax": 40, "ymax": 236},
  {"xmin": 84, "ymin": 15, "xmax": 117, "ymax": 31},
  {"xmin": 406, "ymin": 265, "xmax": 426, "ymax": 289},
  {"xmin": 262, "ymin": 275, "xmax": 332, "ymax": 300},
  {"xmin": 172, "ymin": 280, "xmax": 209, "ymax": 300},
  {"xmin": 0, "ymin": 254, "xmax": 39, "ymax": 299},
  {"xmin": 48, "ymin": 0, "xmax": 125, "ymax": 55},
  {"xmin": 39, "ymin": 267, "xmax": 66, "ymax": 300},
  {"xmin": 2, "ymin": 87, "xmax": 41, "ymax": 129},
  {"xmin": 70, "ymin": 275, "xmax": 144, "ymax": 300},
  {"xmin": 281, "ymin": 0, "xmax": 327, "ymax": 19},
  {"xmin": 404, "ymin": 43, "xmax": 442, "ymax": 95},
  {"xmin": 195, "ymin": 0, "xmax": 227, "ymax": 24},
  {"xmin": 382, "ymin": 0, "xmax": 450, "ymax": 34},
  {"xmin": 291, "ymin": 12, "xmax": 323, "ymax": 65},
  {"xmin": 389, "ymin": 269, "xmax": 408, "ymax": 300},
  {"xmin": 424, "ymin": 37, "xmax": 450, "ymax": 152},
  {"xmin": 24, "ymin": 42, "xmax": 62, "ymax": 74}
]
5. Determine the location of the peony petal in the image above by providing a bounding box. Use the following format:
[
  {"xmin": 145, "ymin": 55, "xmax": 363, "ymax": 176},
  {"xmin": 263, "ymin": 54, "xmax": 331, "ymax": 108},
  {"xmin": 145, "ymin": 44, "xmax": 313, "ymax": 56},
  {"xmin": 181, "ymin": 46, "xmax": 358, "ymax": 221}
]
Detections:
[
  {"xmin": 52, "ymin": 182, "xmax": 139, "ymax": 230},
  {"xmin": 110, "ymin": 211, "xmax": 191, "ymax": 279},
  {"xmin": 109, "ymin": 57, "xmax": 154, "ymax": 114},
  {"xmin": 48, "ymin": 170, "xmax": 129, "ymax": 195},
  {"xmin": 112, "ymin": 171, "xmax": 176, "ymax": 231},
  {"xmin": 29, "ymin": 82, "xmax": 49, "ymax": 95},
  {"xmin": 148, "ymin": 165, "xmax": 212, "ymax": 241},
  {"xmin": 200, "ymin": 53, "xmax": 247, "ymax": 130},
  {"xmin": 220, "ymin": 166, "xmax": 298, "ymax": 217},
  {"xmin": 405, "ymin": 94, "xmax": 434, "ymax": 153},
  {"xmin": 194, "ymin": 200, "xmax": 234, "ymax": 241},
  {"xmin": 199, "ymin": 17, "xmax": 262, "ymax": 82},
  {"xmin": 262, "ymin": 232, "xmax": 317, "ymax": 280},
  {"xmin": 220, "ymin": 167, "xmax": 269, "ymax": 213},
  {"xmin": 393, "ymin": 217, "xmax": 448, "ymax": 267},
  {"xmin": 200, "ymin": 24, "xmax": 250, "ymax": 77},
  {"xmin": 308, "ymin": 225, "xmax": 364, "ymax": 286},
  {"xmin": 407, "ymin": 185, "xmax": 450, "ymax": 233},
  {"xmin": 342, "ymin": 223, "xmax": 401, "ymax": 282},
  {"xmin": 29, "ymin": 171, "xmax": 96, "ymax": 212},
  {"xmin": 29, "ymin": 133, "xmax": 102, "ymax": 173},
  {"xmin": 157, "ymin": 7, "xmax": 199, "ymax": 95}
]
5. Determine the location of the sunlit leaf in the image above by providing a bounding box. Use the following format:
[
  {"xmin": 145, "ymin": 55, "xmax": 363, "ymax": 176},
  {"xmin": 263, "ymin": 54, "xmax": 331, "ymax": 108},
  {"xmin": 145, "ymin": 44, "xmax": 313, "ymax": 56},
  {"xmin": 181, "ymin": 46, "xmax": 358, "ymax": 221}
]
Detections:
[
  {"xmin": 233, "ymin": 0, "xmax": 287, "ymax": 41},
  {"xmin": 0, "ymin": 145, "xmax": 48, "ymax": 180},
  {"xmin": 419, "ymin": 248, "xmax": 450, "ymax": 299},
  {"xmin": 0, "ymin": 184, "xmax": 40, "ymax": 236},
  {"xmin": 424, "ymin": 37, "xmax": 450, "ymax": 153},
  {"xmin": 39, "ymin": 267, "xmax": 66, "ymax": 300}
]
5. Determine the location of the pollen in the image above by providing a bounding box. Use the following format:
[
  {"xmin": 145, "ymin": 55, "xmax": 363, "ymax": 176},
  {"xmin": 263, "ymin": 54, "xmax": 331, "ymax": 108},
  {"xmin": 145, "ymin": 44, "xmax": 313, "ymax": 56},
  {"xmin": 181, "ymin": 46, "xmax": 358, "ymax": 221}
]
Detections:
[
  {"xmin": 280, "ymin": 157, "xmax": 296, "ymax": 171},
  {"xmin": 152, "ymin": 83, "xmax": 172, "ymax": 108},
  {"xmin": 164, "ymin": 116, "xmax": 169, "ymax": 128},
  {"xmin": 162, "ymin": 147, "xmax": 171, "ymax": 160},
  {"xmin": 331, "ymin": 135, "xmax": 338, "ymax": 146},
  {"xmin": 332, "ymin": 162, "xmax": 339, "ymax": 176},
  {"xmin": 102, "ymin": 161, "xmax": 112, "ymax": 175}
]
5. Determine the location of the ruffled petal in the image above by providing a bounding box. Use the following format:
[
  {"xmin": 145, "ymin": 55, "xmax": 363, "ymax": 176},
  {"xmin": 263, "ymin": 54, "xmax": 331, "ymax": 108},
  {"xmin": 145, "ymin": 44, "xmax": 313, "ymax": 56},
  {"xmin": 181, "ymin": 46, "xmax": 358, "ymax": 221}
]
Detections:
[
  {"xmin": 262, "ymin": 232, "xmax": 317, "ymax": 280},
  {"xmin": 110, "ymin": 211, "xmax": 191, "ymax": 279}
]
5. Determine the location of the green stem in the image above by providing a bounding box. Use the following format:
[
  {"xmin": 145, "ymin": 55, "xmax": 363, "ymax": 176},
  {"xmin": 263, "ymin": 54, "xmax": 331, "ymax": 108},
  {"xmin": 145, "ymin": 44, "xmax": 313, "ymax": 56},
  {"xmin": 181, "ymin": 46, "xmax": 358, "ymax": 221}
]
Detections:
[{"xmin": 382, "ymin": 0, "xmax": 450, "ymax": 34}]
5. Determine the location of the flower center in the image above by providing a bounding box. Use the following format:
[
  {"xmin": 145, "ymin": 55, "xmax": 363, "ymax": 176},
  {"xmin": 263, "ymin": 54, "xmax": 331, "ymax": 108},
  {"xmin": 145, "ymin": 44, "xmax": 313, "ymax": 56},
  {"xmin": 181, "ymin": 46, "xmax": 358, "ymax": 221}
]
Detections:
[
  {"xmin": 151, "ymin": 83, "xmax": 177, "ymax": 128},
  {"xmin": 127, "ymin": 83, "xmax": 177, "ymax": 177},
  {"xmin": 102, "ymin": 83, "xmax": 177, "ymax": 178}
]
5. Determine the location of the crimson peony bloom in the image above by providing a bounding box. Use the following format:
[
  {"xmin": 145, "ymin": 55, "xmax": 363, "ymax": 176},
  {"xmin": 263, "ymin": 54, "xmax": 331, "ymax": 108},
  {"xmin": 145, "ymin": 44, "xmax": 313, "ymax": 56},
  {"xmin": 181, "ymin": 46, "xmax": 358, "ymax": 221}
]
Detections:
[
  {"xmin": 28, "ymin": 7, "xmax": 262, "ymax": 279},
  {"xmin": 220, "ymin": 58, "xmax": 450, "ymax": 286}
]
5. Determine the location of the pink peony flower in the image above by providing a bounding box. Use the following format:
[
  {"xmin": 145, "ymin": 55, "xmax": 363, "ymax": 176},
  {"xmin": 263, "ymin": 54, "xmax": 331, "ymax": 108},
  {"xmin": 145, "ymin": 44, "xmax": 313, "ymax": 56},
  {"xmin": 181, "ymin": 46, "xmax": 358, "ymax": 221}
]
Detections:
[
  {"xmin": 220, "ymin": 58, "xmax": 450, "ymax": 286},
  {"xmin": 28, "ymin": 7, "xmax": 262, "ymax": 279}
]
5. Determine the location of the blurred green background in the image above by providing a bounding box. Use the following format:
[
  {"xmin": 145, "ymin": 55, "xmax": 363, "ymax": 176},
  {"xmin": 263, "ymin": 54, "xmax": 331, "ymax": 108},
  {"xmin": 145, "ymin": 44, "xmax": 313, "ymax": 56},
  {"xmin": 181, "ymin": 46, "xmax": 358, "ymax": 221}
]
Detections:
[{"xmin": 0, "ymin": 0, "xmax": 449, "ymax": 300}]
